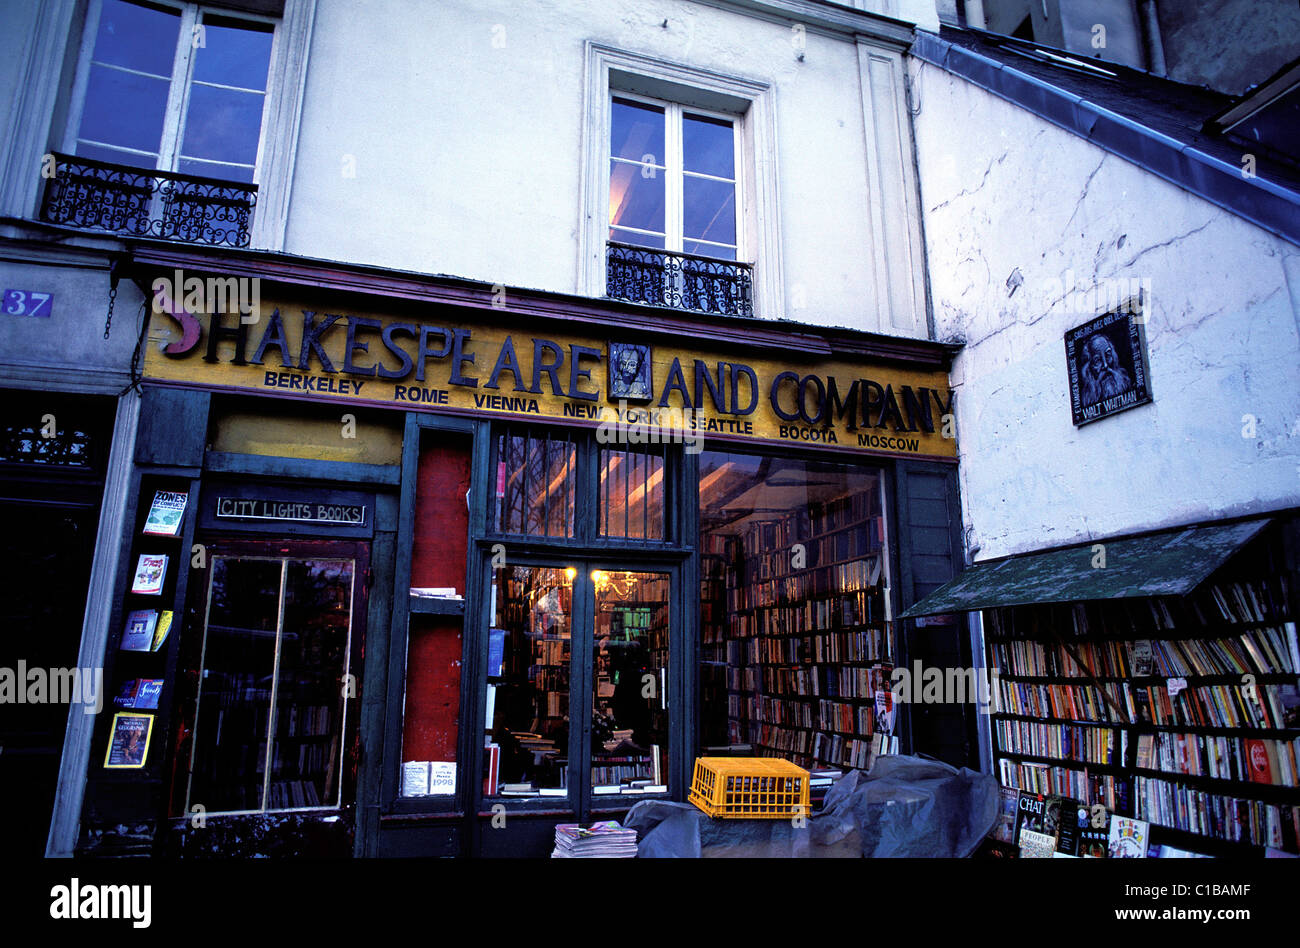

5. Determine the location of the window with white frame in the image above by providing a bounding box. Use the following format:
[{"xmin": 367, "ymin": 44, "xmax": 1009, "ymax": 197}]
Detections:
[
  {"xmin": 609, "ymin": 95, "xmax": 740, "ymax": 262},
  {"xmin": 67, "ymin": 0, "xmax": 275, "ymax": 183},
  {"xmin": 581, "ymin": 44, "xmax": 783, "ymax": 318}
]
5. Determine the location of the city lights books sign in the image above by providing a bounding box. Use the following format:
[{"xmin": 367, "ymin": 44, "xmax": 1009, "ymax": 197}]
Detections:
[{"xmin": 142, "ymin": 296, "xmax": 958, "ymax": 461}]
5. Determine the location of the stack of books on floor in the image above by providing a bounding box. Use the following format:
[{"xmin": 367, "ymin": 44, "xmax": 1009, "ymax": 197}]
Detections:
[{"xmin": 551, "ymin": 820, "xmax": 639, "ymax": 858}]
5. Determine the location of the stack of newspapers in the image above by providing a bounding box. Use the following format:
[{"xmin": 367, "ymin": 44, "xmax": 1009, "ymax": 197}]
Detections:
[{"xmin": 551, "ymin": 821, "xmax": 639, "ymax": 858}]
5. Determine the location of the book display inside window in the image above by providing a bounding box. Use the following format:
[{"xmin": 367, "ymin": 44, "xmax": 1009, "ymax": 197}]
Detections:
[
  {"xmin": 986, "ymin": 522, "xmax": 1300, "ymax": 856},
  {"xmin": 698, "ymin": 452, "xmax": 897, "ymax": 772}
]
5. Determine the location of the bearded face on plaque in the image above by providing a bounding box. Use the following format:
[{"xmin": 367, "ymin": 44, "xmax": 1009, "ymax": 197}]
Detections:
[{"xmin": 1078, "ymin": 331, "xmax": 1133, "ymax": 406}]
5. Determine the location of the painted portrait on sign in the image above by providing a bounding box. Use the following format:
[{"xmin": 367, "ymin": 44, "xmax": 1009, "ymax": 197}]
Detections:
[
  {"xmin": 1065, "ymin": 307, "xmax": 1151, "ymax": 426},
  {"xmin": 608, "ymin": 342, "xmax": 652, "ymax": 401}
]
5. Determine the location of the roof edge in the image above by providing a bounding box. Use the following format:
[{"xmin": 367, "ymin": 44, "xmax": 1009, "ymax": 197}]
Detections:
[{"xmin": 910, "ymin": 31, "xmax": 1300, "ymax": 248}]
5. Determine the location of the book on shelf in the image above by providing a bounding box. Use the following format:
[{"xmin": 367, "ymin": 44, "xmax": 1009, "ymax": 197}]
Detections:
[
  {"xmin": 1079, "ymin": 807, "xmax": 1110, "ymax": 858},
  {"xmin": 130, "ymin": 554, "xmax": 168, "ymax": 595},
  {"xmin": 1018, "ymin": 828, "xmax": 1057, "ymax": 858},
  {"xmin": 113, "ymin": 678, "xmax": 163, "ymax": 710},
  {"xmin": 120, "ymin": 609, "xmax": 158, "ymax": 652},
  {"xmin": 429, "ymin": 762, "xmax": 456, "ymax": 794},
  {"xmin": 410, "ymin": 586, "xmax": 460, "ymax": 599},
  {"xmin": 1016, "ymin": 791, "xmax": 1047, "ymax": 837},
  {"xmin": 151, "ymin": 610, "xmax": 174, "ymax": 651},
  {"xmin": 1135, "ymin": 734, "xmax": 1154, "ymax": 770},
  {"xmin": 142, "ymin": 490, "xmax": 188, "ymax": 536},
  {"xmin": 1053, "ymin": 797, "xmax": 1086, "ymax": 856},
  {"xmin": 1107, "ymin": 815, "xmax": 1150, "ymax": 858},
  {"xmin": 103, "ymin": 711, "xmax": 153, "ymax": 769},
  {"xmin": 991, "ymin": 785, "xmax": 1019, "ymax": 845}
]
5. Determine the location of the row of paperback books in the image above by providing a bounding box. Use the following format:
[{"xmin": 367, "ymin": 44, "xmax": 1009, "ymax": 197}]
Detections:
[
  {"xmin": 267, "ymin": 778, "xmax": 322, "ymax": 810},
  {"xmin": 997, "ymin": 759, "xmax": 1131, "ymax": 813},
  {"xmin": 282, "ymin": 704, "xmax": 333, "ymax": 738},
  {"xmin": 725, "ymin": 558, "xmax": 882, "ymax": 611},
  {"xmin": 726, "ymin": 662, "xmax": 893, "ymax": 700},
  {"xmin": 989, "ymin": 627, "xmax": 1296, "ymax": 678},
  {"xmin": 726, "ymin": 525, "xmax": 880, "ymax": 584},
  {"xmin": 809, "ymin": 491, "xmax": 881, "ymax": 536},
  {"xmin": 1132, "ymin": 681, "xmax": 1293, "ymax": 730},
  {"xmin": 994, "ymin": 680, "xmax": 1126, "ymax": 722},
  {"xmin": 591, "ymin": 757, "xmax": 652, "ymax": 786},
  {"xmin": 1137, "ymin": 732, "xmax": 1300, "ymax": 786},
  {"xmin": 1135, "ymin": 775, "xmax": 1298, "ymax": 849},
  {"xmin": 723, "ymin": 591, "xmax": 886, "ymax": 637},
  {"xmin": 995, "ymin": 720, "xmax": 1126, "ymax": 765},
  {"xmin": 727, "ymin": 694, "xmax": 874, "ymax": 736},
  {"xmin": 994, "ymin": 678, "xmax": 1300, "ymax": 730},
  {"xmin": 1150, "ymin": 627, "xmax": 1297, "ymax": 676},
  {"xmin": 726, "ymin": 630, "xmax": 891, "ymax": 666}
]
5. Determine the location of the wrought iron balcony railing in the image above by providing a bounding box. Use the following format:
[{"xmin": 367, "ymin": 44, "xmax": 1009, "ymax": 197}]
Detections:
[
  {"xmin": 38, "ymin": 153, "xmax": 257, "ymax": 248},
  {"xmin": 606, "ymin": 242, "xmax": 754, "ymax": 318}
]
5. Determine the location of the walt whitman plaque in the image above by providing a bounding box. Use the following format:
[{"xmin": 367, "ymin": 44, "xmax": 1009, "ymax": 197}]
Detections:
[{"xmin": 1065, "ymin": 305, "xmax": 1152, "ymax": 426}]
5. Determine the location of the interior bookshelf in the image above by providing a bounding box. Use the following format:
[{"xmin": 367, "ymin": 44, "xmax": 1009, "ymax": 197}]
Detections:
[
  {"xmin": 985, "ymin": 522, "xmax": 1300, "ymax": 855},
  {"xmin": 701, "ymin": 489, "xmax": 899, "ymax": 773}
]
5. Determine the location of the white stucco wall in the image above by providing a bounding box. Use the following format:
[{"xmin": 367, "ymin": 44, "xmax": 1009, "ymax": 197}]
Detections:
[
  {"xmin": 0, "ymin": 0, "xmax": 935, "ymax": 337},
  {"xmin": 282, "ymin": 0, "xmax": 928, "ymax": 334},
  {"xmin": 908, "ymin": 59, "xmax": 1300, "ymax": 560}
]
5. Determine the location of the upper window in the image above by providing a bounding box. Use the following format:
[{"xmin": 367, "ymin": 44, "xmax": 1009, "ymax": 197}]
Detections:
[
  {"xmin": 609, "ymin": 96, "xmax": 740, "ymax": 262},
  {"xmin": 68, "ymin": 0, "xmax": 274, "ymax": 183},
  {"xmin": 582, "ymin": 45, "xmax": 781, "ymax": 318}
]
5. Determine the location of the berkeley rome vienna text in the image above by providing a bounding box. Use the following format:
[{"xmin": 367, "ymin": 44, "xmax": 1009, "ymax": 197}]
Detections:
[{"xmin": 163, "ymin": 309, "xmax": 952, "ymax": 432}]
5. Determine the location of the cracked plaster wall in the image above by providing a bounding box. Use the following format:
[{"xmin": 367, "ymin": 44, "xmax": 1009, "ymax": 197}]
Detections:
[{"xmin": 908, "ymin": 58, "xmax": 1300, "ymax": 561}]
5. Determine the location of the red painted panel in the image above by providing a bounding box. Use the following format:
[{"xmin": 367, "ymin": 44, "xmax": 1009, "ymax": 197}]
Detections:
[
  {"xmin": 411, "ymin": 438, "xmax": 472, "ymax": 591},
  {"xmin": 402, "ymin": 616, "xmax": 462, "ymax": 763},
  {"xmin": 403, "ymin": 436, "xmax": 471, "ymax": 765}
]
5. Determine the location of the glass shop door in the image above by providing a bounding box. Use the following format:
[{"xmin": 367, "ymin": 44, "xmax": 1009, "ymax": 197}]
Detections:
[{"xmin": 482, "ymin": 560, "xmax": 677, "ymax": 822}]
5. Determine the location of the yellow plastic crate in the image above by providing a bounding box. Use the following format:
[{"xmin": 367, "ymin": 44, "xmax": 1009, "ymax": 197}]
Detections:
[{"xmin": 688, "ymin": 757, "xmax": 810, "ymax": 819}]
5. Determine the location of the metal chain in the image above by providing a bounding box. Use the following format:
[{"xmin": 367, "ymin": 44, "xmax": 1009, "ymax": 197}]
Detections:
[{"xmin": 103, "ymin": 281, "xmax": 117, "ymax": 339}]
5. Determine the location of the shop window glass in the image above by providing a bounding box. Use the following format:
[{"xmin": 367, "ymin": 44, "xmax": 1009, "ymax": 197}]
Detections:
[
  {"xmin": 697, "ymin": 452, "xmax": 891, "ymax": 769},
  {"xmin": 492, "ymin": 429, "xmax": 576, "ymax": 538},
  {"xmin": 72, "ymin": 0, "xmax": 274, "ymax": 182},
  {"xmin": 598, "ymin": 446, "xmax": 667, "ymax": 540},
  {"xmin": 591, "ymin": 570, "xmax": 670, "ymax": 795},
  {"xmin": 483, "ymin": 566, "xmax": 573, "ymax": 797},
  {"xmin": 185, "ymin": 555, "xmax": 355, "ymax": 813}
]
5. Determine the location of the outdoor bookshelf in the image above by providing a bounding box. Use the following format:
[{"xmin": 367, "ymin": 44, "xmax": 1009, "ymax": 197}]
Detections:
[{"xmin": 985, "ymin": 523, "xmax": 1300, "ymax": 855}]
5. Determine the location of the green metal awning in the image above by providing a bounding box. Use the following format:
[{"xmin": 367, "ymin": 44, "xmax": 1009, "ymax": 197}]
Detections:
[{"xmin": 901, "ymin": 518, "xmax": 1270, "ymax": 618}]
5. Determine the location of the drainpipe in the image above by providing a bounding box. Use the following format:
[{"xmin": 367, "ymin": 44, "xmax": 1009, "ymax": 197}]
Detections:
[
  {"xmin": 964, "ymin": 0, "xmax": 987, "ymax": 29},
  {"xmin": 1139, "ymin": 0, "xmax": 1167, "ymax": 76}
]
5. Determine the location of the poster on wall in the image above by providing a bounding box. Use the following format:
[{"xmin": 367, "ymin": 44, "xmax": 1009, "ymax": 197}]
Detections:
[{"xmin": 1064, "ymin": 304, "xmax": 1152, "ymax": 426}]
